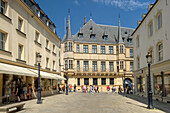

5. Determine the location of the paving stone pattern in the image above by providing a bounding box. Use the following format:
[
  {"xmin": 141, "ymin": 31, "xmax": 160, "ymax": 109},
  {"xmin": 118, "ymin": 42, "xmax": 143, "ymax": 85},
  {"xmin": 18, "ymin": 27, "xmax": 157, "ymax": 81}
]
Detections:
[{"xmin": 15, "ymin": 92, "xmax": 167, "ymax": 113}]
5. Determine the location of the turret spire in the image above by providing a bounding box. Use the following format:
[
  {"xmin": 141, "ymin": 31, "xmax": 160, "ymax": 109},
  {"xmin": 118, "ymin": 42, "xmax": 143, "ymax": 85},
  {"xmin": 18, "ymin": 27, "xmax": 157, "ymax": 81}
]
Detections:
[
  {"xmin": 118, "ymin": 14, "xmax": 124, "ymax": 44},
  {"xmin": 66, "ymin": 9, "xmax": 72, "ymax": 41}
]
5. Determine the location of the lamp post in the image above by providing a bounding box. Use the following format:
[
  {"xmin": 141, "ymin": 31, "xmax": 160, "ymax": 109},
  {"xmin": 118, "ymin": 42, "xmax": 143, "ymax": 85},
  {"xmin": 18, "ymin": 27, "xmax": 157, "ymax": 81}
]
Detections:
[
  {"xmin": 65, "ymin": 60, "xmax": 68, "ymax": 95},
  {"xmin": 123, "ymin": 68, "xmax": 126, "ymax": 97},
  {"xmin": 146, "ymin": 52, "xmax": 153, "ymax": 109},
  {"xmin": 37, "ymin": 53, "xmax": 42, "ymax": 104}
]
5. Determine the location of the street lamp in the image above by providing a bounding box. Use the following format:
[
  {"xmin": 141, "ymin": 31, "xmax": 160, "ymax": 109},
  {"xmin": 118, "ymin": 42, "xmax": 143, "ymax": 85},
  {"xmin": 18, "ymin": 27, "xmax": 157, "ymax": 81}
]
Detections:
[
  {"xmin": 123, "ymin": 68, "xmax": 126, "ymax": 97},
  {"xmin": 37, "ymin": 53, "xmax": 42, "ymax": 104},
  {"xmin": 65, "ymin": 60, "xmax": 68, "ymax": 95},
  {"xmin": 146, "ymin": 52, "xmax": 153, "ymax": 109}
]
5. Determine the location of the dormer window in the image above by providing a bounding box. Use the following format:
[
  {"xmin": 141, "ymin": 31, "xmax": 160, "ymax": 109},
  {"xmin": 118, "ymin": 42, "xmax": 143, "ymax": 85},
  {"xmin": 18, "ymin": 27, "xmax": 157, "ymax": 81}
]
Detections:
[
  {"xmin": 102, "ymin": 35, "xmax": 108, "ymax": 40},
  {"xmin": 35, "ymin": 8, "xmax": 40, "ymax": 17},
  {"xmin": 128, "ymin": 39, "xmax": 132, "ymax": 43},
  {"xmin": 90, "ymin": 27, "xmax": 93, "ymax": 33},
  {"xmin": 46, "ymin": 20, "xmax": 49, "ymax": 26},
  {"xmin": 90, "ymin": 34, "xmax": 95, "ymax": 39},
  {"xmin": 78, "ymin": 33, "xmax": 83, "ymax": 38}
]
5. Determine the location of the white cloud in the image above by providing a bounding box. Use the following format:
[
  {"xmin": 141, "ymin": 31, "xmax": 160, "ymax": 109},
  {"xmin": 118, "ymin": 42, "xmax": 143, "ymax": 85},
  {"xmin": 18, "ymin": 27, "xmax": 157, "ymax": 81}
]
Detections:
[
  {"xmin": 92, "ymin": 0, "xmax": 152, "ymax": 11},
  {"xmin": 74, "ymin": 0, "xmax": 79, "ymax": 5}
]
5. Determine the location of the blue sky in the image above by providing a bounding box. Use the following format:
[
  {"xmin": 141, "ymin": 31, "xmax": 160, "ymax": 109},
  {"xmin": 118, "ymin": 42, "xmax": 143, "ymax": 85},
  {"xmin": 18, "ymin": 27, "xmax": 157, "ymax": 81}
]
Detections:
[{"xmin": 34, "ymin": 0, "xmax": 155, "ymax": 39}]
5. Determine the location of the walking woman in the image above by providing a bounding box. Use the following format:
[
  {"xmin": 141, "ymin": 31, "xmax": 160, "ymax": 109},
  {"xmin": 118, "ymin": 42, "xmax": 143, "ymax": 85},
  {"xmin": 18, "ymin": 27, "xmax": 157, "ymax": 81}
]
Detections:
[
  {"xmin": 16, "ymin": 84, "xmax": 21, "ymax": 102},
  {"xmin": 28, "ymin": 84, "xmax": 32, "ymax": 100},
  {"xmin": 23, "ymin": 84, "xmax": 27, "ymax": 100}
]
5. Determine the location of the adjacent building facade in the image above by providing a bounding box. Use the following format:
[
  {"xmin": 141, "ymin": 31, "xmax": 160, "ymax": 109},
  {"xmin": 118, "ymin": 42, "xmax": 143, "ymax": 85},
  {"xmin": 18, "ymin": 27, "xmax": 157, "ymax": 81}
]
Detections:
[
  {"xmin": 61, "ymin": 14, "xmax": 134, "ymax": 91},
  {"xmin": 0, "ymin": 0, "xmax": 64, "ymax": 102},
  {"xmin": 132, "ymin": 0, "xmax": 170, "ymax": 102}
]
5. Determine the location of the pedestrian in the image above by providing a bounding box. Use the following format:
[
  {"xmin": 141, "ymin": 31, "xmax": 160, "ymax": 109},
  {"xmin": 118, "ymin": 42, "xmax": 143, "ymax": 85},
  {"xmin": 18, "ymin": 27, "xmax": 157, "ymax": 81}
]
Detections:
[
  {"xmin": 86, "ymin": 85, "xmax": 88, "ymax": 93},
  {"xmin": 107, "ymin": 85, "xmax": 110, "ymax": 94},
  {"xmin": 118, "ymin": 86, "xmax": 121, "ymax": 94},
  {"xmin": 95, "ymin": 85, "xmax": 97, "ymax": 93},
  {"xmin": 63, "ymin": 85, "xmax": 65, "ymax": 92},
  {"xmin": 81, "ymin": 85, "xmax": 83, "ymax": 93},
  {"xmin": 23, "ymin": 84, "xmax": 27, "ymax": 100},
  {"xmin": 97, "ymin": 85, "xmax": 99, "ymax": 93},
  {"xmin": 90, "ymin": 85, "xmax": 93, "ymax": 94},
  {"xmin": 83, "ymin": 85, "xmax": 86, "ymax": 93},
  {"xmin": 16, "ymin": 84, "xmax": 21, "ymax": 102},
  {"xmin": 69, "ymin": 85, "xmax": 72, "ymax": 92},
  {"xmin": 112, "ymin": 85, "xmax": 115, "ymax": 93},
  {"xmin": 74, "ymin": 84, "xmax": 76, "ymax": 92},
  {"xmin": 28, "ymin": 84, "xmax": 32, "ymax": 100}
]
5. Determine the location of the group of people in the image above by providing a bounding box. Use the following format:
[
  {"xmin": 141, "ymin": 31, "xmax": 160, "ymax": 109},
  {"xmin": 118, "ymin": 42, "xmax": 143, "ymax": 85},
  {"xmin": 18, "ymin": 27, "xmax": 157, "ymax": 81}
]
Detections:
[
  {"xmin": 4, "ymin": 79, "xmax": 33, "ymax": 103},
  {"xmin": 15, "ymin": 83, "xmax": 32, "ymax": 102},
  {"xmin": 81, "ymin": 85, "xmax": 100, "ymax": 93}
]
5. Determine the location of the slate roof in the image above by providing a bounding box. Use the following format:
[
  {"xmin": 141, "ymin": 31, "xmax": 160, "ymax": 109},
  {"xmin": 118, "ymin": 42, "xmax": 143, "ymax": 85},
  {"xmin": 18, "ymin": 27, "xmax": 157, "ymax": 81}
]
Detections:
[{"xmin": 63, "ymin": 19, "xmax": 134, "ymax": 47}]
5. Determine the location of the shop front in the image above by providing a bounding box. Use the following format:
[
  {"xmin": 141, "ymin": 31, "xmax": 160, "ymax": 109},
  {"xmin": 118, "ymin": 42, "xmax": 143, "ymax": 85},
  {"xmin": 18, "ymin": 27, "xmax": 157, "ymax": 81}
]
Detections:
[{"xmin": 0, "ymin": 63, "xmax": 64, "ymax": 103}]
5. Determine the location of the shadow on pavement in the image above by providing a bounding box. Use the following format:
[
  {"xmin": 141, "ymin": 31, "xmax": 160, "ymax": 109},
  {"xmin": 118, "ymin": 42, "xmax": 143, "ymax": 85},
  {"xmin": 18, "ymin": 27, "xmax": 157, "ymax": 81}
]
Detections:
[
  {"xmin": 126, "ymin": 102, "xmax": 147, "ymax": 109},
  {"xmin": 120, "ymin": 94, "xmax": 170, "ymax": 113}
]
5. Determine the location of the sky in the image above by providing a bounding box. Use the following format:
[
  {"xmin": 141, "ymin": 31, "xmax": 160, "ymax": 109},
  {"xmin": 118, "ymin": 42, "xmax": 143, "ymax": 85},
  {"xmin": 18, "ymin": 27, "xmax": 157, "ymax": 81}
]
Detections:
[{"xmin": 34, "ymin": 0, "xmax": 156, "ymax": 39}]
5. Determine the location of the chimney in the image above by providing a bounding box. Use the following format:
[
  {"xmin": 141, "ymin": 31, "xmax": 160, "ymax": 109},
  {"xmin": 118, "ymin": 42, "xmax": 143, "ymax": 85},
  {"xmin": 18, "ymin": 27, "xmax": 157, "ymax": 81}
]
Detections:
[
  {"xmin": 142, "ymin": 13, "xmax": 146, "ymax": 19},
  {"xmin": 148, "ymin": 4, "xmax": 153, "ymax": 11},
  {"xmin": 83, "ymin": 16, "xmax": 86, "ymax": 26},
  {"xmin": 137, "ymin": 20, "xmax": 141, "ymax": 25}
]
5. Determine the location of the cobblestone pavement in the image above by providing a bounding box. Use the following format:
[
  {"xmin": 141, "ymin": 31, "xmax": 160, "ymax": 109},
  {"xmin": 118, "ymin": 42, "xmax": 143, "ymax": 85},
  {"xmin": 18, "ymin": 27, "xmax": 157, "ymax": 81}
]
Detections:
[{"xmin": 13, "ymin": 92, "xmax": 168, "ymax": 113}]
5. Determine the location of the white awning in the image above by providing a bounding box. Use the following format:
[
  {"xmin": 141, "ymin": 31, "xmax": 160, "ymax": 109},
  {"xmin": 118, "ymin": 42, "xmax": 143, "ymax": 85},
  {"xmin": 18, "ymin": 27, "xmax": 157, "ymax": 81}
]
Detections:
[
  {"xmin": 29, "ymin": 69, "xmax": 58, "ymax": 80},
  {"xmin": 0, "ymin": 63, "xmax": 37, "ymax": 77},
  {"xmin": 51, "ymin": 74, "xmax": 66, "ymax": 80}
]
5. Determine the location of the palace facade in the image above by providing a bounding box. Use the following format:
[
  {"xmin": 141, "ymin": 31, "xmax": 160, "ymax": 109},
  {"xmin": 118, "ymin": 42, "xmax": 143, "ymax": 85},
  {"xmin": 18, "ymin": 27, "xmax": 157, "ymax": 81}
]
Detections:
[{"xmin": 61, "ymin": 14, "xmax": 134, "ymax": 91}]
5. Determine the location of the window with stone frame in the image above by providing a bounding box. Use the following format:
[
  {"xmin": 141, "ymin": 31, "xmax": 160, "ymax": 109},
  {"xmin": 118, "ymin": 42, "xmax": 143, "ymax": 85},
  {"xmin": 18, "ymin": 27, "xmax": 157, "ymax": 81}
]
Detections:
[
  {"xmin": 46, "ymin": 57, "xmax": 49, "ymax": 68},
  {"xmin": 110, "ymin": 78, "xmax": 114, "ymax": 85},
  {"xmin": 120, "ymin": 61, "xmax": 124, "ymax": 70},
  {"xmin": 35, "ymin": 31, "xmax": 40, "ymax": 43},
  {"xmin": 0, "ymin": 32, "xmax": 7, "ymax": 50},
  {"xmin": 93, "ymin": 78, "xmax": 98, "ymax": 85},
  {"xmin": 0, "ymin": 0, "xmax": 6, "ymax": 15},
  {"xmin": 149, "ymin": 22, "xmax": 153, "ymax": 37},
  {"xmin": 53, "ymin": 44, "xmax": 56, "ymax": 53},
  {"xmin": 46, "ymin": 39, "xmax": 49, "ymax": 49},
  {"xmin": 109, "ymin": 62, "xmax": 114, "ymax": 72},
  {"xmin": 158, "ymin": 43, "xmax": 163, "ymax": 61},
  {"xmin": 83, "ymin": 45, "xmax": 88, "ymax": 53},
  {"xmin": 77, "ymin": 78, "xmax": 80, "ymax": 85},
  {"xmin": 92, "ymin": 61, "xmax": 97, "ymax": 72},
  {"xmin": 69, "ymin": 42, "xmax": 73, "ymax": 51},
  {"xmin": 101, "ymin": 78, "xmax": 106, "ymax": 85},
  {"xmin": 101, "ymin": 61, "xmax": 106, "ymax": 72},
  {"xmin": 92, "ymin": 45, "xmax": 97, "ymax": 53},
  {"xmin": 18, "ymin": 17, "xmax": 23, "ymax": 31},
  {"xmin": 157, "ymin": 13, "xmax": 162, "ymax": 30},
  {"xmin": 76, "ymin": 44, "xmax": 79, "ymax": 52},
  {"xmin": 18, "ymin": 44, "xmax": 23, "ymax": 60},
  {"xmin": 77, "ymin": 61, "xmax": 80, "ymax": 71},
  {"xmin": 53, "ymin": 60, "xmax": 56, "ymax": 70},
  {"xmin": 83, "ymin": 61, "xmax": 88, "ymax": 71},
  {"xmin": 69, "ymin": 60, "xmax": 73, "ymax": 69},
  {"xmin": 101, "ymin": 46, "xmax": 105, "ymax": 54},
  {"xmin": 130, "ymin": 49, "xmax": 133, "ymax": 58},
  {"xmin": 109, "ymin": 46, "xmax": 113, "ymax": 54},
  {"xmin": 120, "ymin": 45, "xmax": 123, "ymax": 54},
  {"xmin": 84, "ymin": 78, "xmax": 89, "ymax": 85}
]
